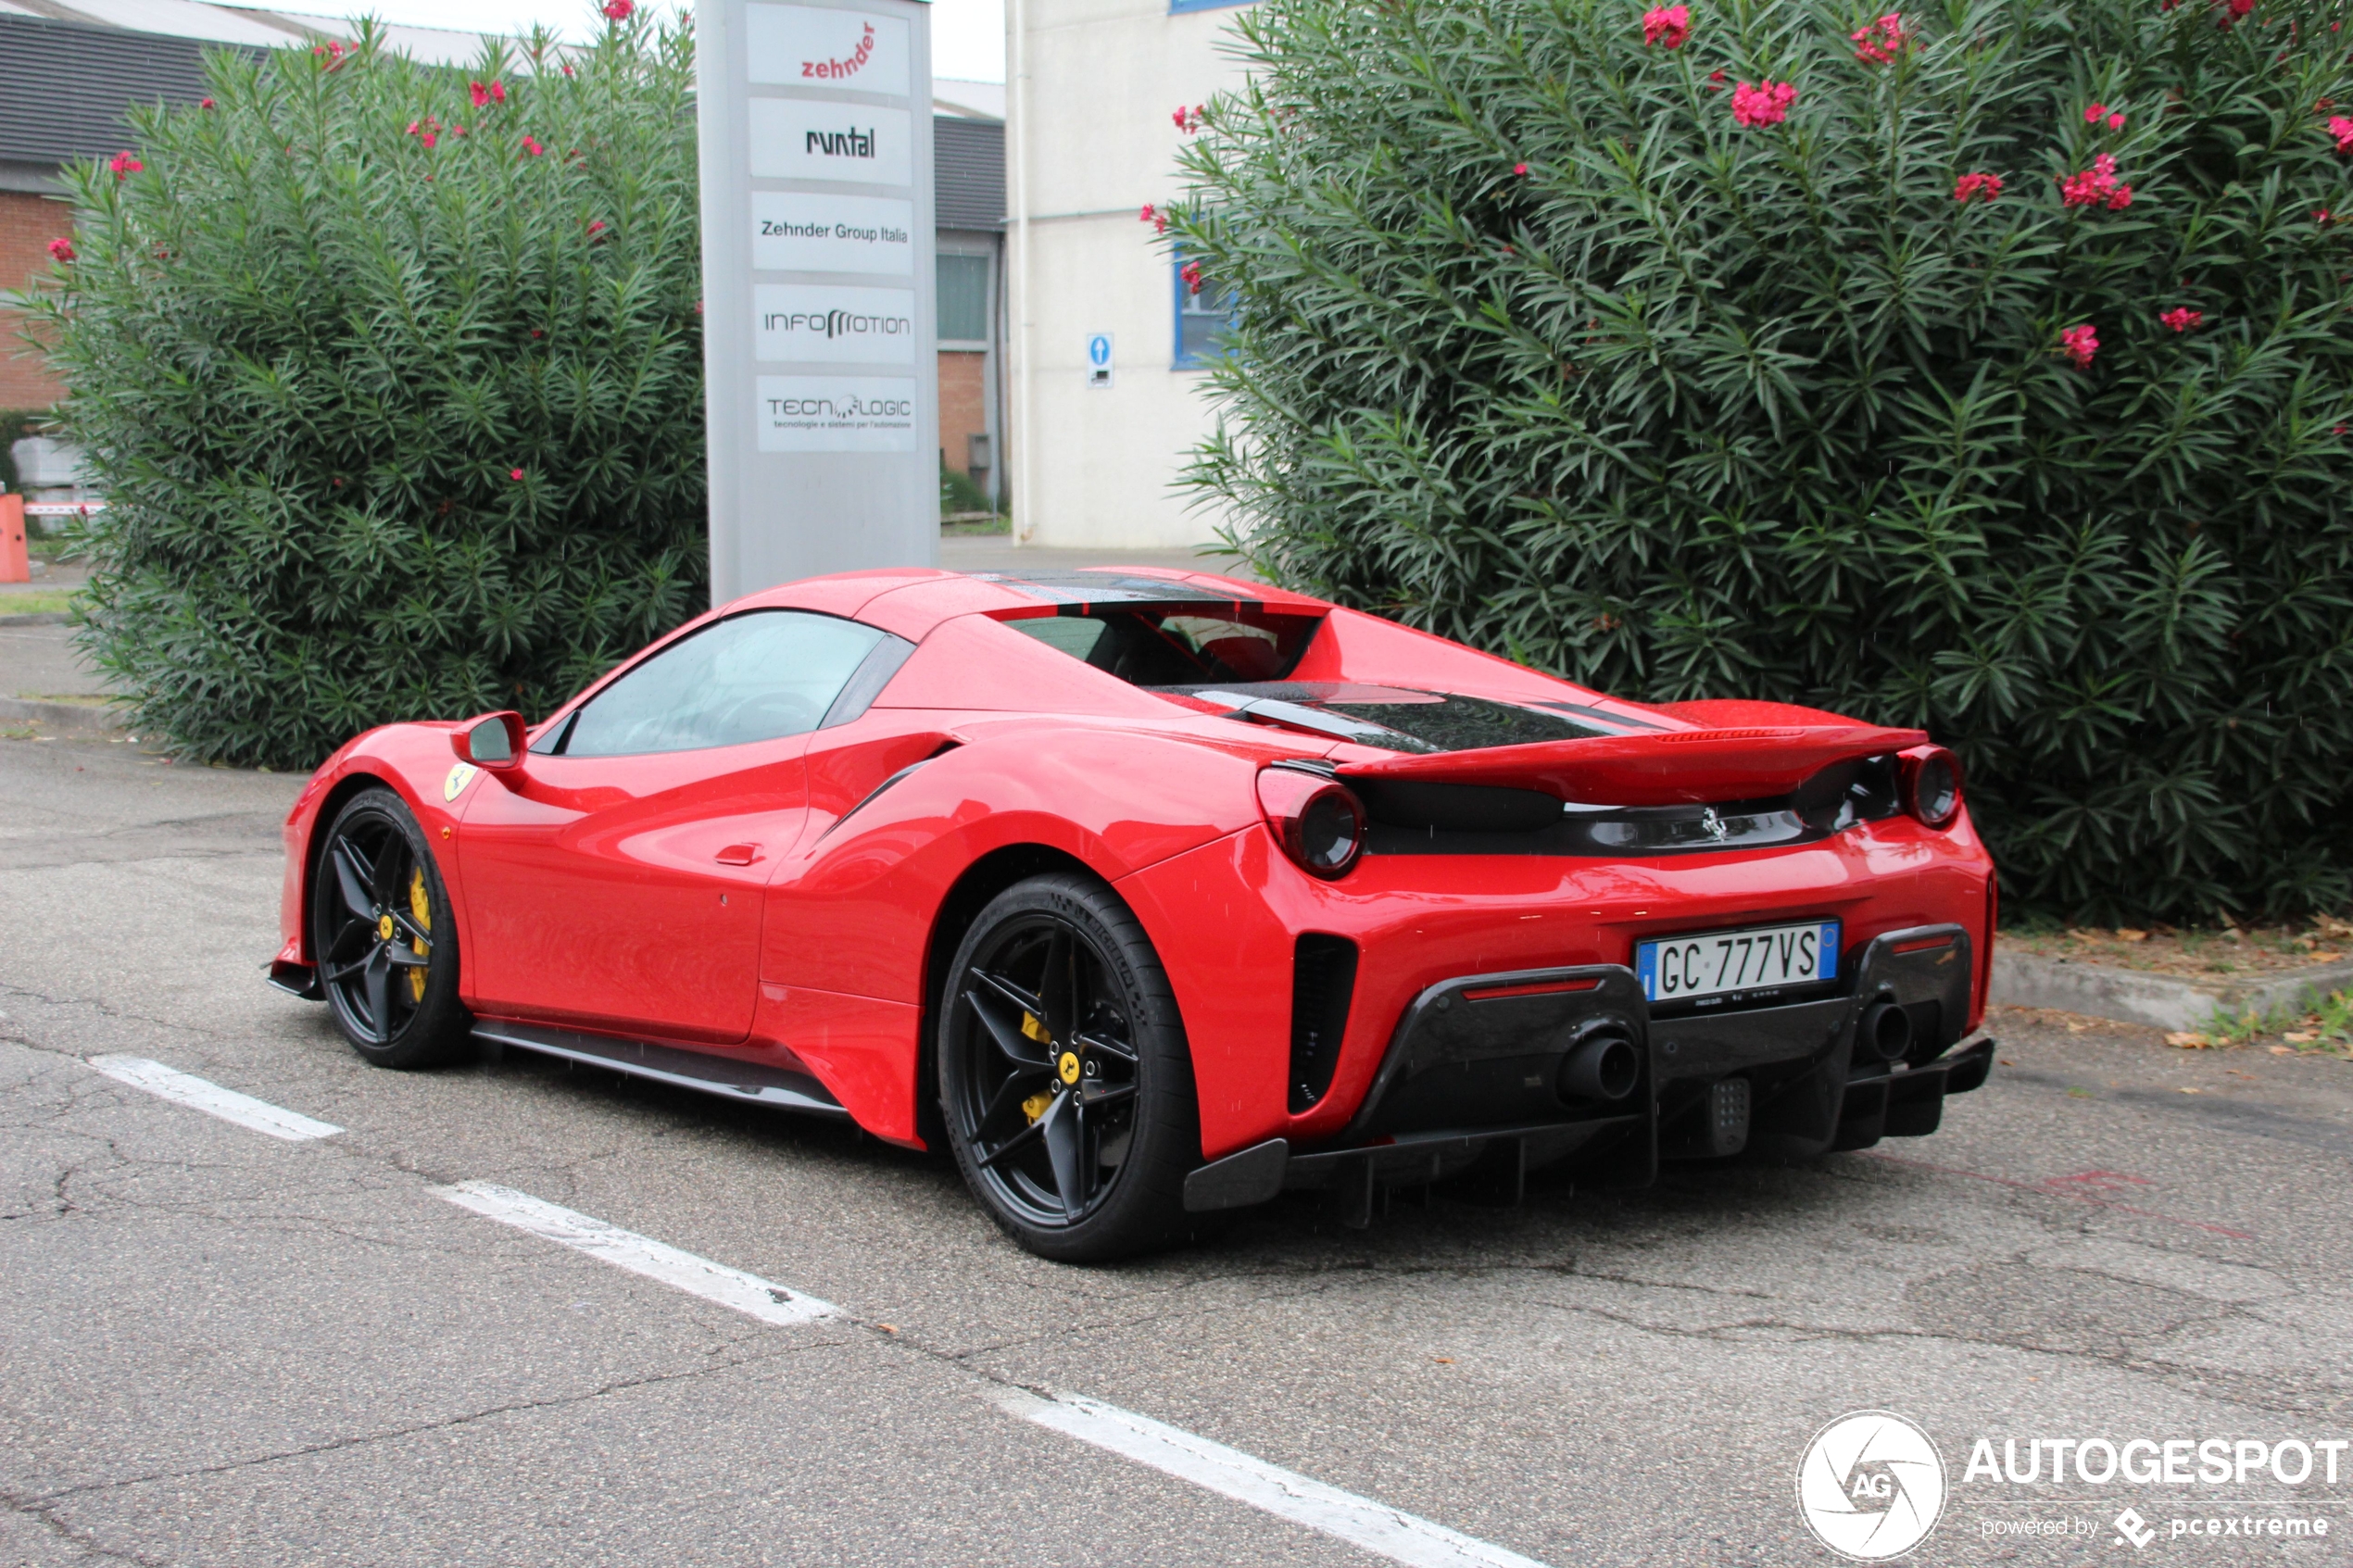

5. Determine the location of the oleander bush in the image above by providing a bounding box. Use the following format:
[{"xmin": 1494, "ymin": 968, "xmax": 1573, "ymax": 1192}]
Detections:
[
  {"xmin": 1169, "ymin": 0, "xmax": 2353, "ymax": 921},
  {"xmin": 14, "ymin": 12, "xmax": 703, "ymax": 768}
]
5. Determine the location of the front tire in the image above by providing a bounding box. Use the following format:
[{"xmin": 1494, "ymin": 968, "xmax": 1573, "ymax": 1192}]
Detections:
[
  {"xmin": 938, "ymin": 872, "xmax": 1203, "ymax": 1262},
  {"xmin": 311, "ymin": 787, "xmax": 471, "ymax": 1068}
]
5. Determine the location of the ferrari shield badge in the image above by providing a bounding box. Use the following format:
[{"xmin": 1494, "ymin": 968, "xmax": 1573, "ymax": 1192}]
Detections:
[{"xmin": 444, "ymin": 762, "xmax": 479, "ymax": 803}]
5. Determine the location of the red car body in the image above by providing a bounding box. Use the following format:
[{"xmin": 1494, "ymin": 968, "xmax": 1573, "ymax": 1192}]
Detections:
[{"xmin": 271, "ymin": 566, "xmax": 1995, "ymax": 1221}]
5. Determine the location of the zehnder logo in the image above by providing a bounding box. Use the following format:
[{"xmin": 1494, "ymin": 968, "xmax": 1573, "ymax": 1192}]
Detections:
[
  {"xmin": 805, "ymin": 126, "xmax": 876, "ymax": 159},
  {"xmin": 802, "ymin": 21, "xmax": 875, "ymax": 80},
  {"xmin": 1797, "ymin": 1411, "xmax": 1947, "ymax": 1561},
  {"xmin": 758, "ymin": 219, "xmax": 909, "ymax": 245},
  {"xmin": 761, "ymin": 307, "xmax": 910, "ymax": 340}
]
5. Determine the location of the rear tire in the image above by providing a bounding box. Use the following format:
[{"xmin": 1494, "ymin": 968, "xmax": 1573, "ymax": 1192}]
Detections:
[
  {"xmin": 311, "ymin": 787, "xmax": 471, "ymax": 1069},
  {"xmin": 937, "ymin": 872, "xmax": 1204, "ymax": 1262}
]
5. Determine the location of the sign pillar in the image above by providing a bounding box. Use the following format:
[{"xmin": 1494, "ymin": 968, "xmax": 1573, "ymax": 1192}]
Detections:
[{"xmin": 698, "ymin": 0, "xmax": 937, "ymax": 603}]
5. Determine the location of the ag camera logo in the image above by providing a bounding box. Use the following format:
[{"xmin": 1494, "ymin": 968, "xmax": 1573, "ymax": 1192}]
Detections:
[{"xmin": 1796, "ymin": 1411, "xmax": 1947, "ymax": 1561}]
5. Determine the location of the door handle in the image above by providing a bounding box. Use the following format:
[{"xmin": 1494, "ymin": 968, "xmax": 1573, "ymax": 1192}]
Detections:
[{"xmin": 715, "ymin": 844, "xmax": 761, "ymax": 866}]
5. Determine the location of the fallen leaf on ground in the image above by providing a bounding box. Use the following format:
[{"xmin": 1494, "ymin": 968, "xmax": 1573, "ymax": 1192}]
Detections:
[
  {"xmin": 2117, "ymin": 928, "xmax": 2148, "ymax": 942},
  {"xmin": 2271, "ymin": 1046, "xmax": 2296, "ymax": 1054},
  {"xmin": 2165, "ymin": 1031, "xmax": 2213, "ymax": 1048},
  {"xmin": 2284, "ymin": 1032, "xmax": 2317, "ymax": 1043}
]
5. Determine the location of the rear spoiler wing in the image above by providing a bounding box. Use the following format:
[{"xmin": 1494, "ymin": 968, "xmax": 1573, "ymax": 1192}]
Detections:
[{"xmin": 1334, "ymin": 724, "xmax": 1930, "ymax": 807}]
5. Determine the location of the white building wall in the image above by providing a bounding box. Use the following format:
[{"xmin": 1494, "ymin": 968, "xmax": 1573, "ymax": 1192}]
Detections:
[{"xmin": 1005, "ymin": 0, "xmax": 1253, "ymax": 548}]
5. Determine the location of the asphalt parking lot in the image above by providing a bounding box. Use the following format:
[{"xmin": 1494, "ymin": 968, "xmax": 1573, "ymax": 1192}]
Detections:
[{"xmin": 5, "ymin": 726, "xmax": 2352, "ymax": 1566}]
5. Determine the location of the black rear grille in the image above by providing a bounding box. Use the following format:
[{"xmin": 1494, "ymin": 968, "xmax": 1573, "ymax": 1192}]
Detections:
[
  {"xmin": 1358, "ymin": 755, "xmax": 1904, "ymax": 857},
  {"xmin": 1289, "ymin": 935, "xmax": 1359, "ymax": 1111}
]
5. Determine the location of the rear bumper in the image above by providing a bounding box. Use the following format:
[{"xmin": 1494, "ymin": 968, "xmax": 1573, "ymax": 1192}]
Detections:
[{"xmin": 1183, "ymin": 922, "xmax": 1992, "ymax": 1223}]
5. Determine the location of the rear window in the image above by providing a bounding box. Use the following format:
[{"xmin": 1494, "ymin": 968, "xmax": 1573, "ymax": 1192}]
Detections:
[{"xmin": 1001, "ymin": 605, "xmax": 1323, "ymax": 686}]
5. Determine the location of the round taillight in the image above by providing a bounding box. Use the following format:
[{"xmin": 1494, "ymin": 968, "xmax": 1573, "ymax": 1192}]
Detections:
[
  {"xmin": 1256, "ymin": 766, "xmax": 1367, "ymax": 879},
  {"xmin": 1901, "ymin": 747, "xmax": 1964, "ymax": 830}
]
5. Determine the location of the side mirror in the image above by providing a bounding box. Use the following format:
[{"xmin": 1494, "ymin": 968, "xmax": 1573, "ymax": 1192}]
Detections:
[{"xmin": 452, "ymin": 710, "xmax": 527, "ymax": 770}]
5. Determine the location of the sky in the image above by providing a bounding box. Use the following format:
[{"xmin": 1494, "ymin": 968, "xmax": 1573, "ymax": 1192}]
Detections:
[{"xmin": 292, "ymin": 0, "xmax": 1008, "ymax": 80}]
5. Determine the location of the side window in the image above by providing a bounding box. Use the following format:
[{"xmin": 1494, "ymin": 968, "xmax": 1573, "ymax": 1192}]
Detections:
[{"xmin": 561, "ymin": 610, "xmax": 887, "ymax": 758}]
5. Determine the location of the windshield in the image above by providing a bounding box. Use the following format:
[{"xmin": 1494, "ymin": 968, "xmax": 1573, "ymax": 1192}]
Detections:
[{"xmin": 1001, "ymin": 605, "xmax": 1324, "ymax": 685}]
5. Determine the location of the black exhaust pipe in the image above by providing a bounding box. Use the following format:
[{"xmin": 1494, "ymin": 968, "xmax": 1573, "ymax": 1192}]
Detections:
[
  {"xmin": 1559, "ymin": 1027, "xmax": 1640, "ymax": 1102},
  {"xmin": 1858, "ymin": 999, "xmax": 1912, "ymax": 1063}
]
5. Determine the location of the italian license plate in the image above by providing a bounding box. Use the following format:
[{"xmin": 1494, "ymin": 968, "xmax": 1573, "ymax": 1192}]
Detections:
[{"xmin": 1636, "ymin": 920, "xmax": 1841, "ymax": 1004}]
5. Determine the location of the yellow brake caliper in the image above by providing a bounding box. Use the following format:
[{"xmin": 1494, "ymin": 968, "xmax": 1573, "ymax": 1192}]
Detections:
[
  {"xmin": 1019, "ymin": 1011, "xmax": 1055, "ymax": 1123},
  {"xmin": 407, "ymin": 868, "xmax": 432, "ymax": 1001}
]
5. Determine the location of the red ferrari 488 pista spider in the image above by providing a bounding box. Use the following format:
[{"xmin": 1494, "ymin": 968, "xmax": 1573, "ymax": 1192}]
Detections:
[{"xmin": 271, "ymin": 566, "xmax": 1995, "ymax": 1260}]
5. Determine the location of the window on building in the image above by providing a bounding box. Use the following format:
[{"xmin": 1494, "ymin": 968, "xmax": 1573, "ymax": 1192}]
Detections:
[
  {"xmin": 938, "ymin": 254, "xmax": 991, "ymax": 345},
  {"xmin": 1174, "ymin": 257, "xmax": 1238, "ymax": 369}
]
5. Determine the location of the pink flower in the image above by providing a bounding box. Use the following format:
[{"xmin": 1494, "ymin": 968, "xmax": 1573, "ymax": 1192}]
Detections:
[
  {"xmin": 200, "ymin": 97, "xmax": 214, "ymax": 109},
  {"xmin": 1730, "ymin": 80, "xmax": 1797, "ymax": 127},
  {"xmin": 2160, "ymin": 307, "xmax": 2204, "ymax": 331},
  {"xmin": 421, "ymin": 132, "xmax": 437, "ymax": 148},
  {"xmin": 2060, "ymin": 324, "xmax": 2098, "ymax": 368},
  {"xmin": 1181, "ymin": 259, "xmax": 1203, "ymax": 294},
  {"xmin": 587, "ymin": 220, "xmax": 607, "ymax": 237},
  {"xmin": 2317, "ymin": 208, "xmax": 2334, "ymax": 223},
  {"xmin": 2060, "ymin": 152, "xmax": 2131, "ymax": 208},
  {"xmin": 107, "ymin": 152, "xmax": 142, "ymax": 178},
  {"xmin": 1953, "ymin": 171, "xmax": 2003, "ymax": 202},
  {"xmin": 2107, "ymin": 111, "xmax": 2126, "ymax": 130},
  {"xmin": 452, "ymin": 124, "xmax": 468, "ymax": 136},
  {"xmin": 2329, "ymin": 115, "xmax": 2353, "ymax": 153},
  {"xmin": 602, "ymin": 0, "xmax": 633, "ymax": 18},
  {"xmin": 2084, "ymin": 102, "xmax": 2107, "ymax": 122},
  {"xmin": 46, "ymin": 237, "xmax": 74, "ymax": 261},
  {"xmin": 1513, "ymin": 161, "xmax": 1529, "ymax": 175},
  {"xmin": 560, "ymin": 62, "xmax": 575, "ymax": 76},
  {"xmin": 510, "ymin": 468, "xmax": 525, "ymax": 481},
  {"xmin": 1139, "ymin": 203, "xmax": 1156, "ymax": 222},
  {"xmin": 522, "ymin": 135, "xmax": 544, "ymax": 157},
  {"xmin": 1851, "ymin": 13, "xmax": 1906, "ymax": 62},
  {"xmin": 1705, "ymin": 69, "xmax": 1728, "ymax": 92},
  {"xmin": 1171, "ymin": 104, "xmax": 1205, "ymax": 133},
  {"xmin": 491, "ymin": 82, "xmax": 506, "ymax": 104},
  {"xmin": 471, "ymin": 81, "xmax": 491, "ymax": 107},
  {"xmin": 1642, "ymin": 5, "xmax": 1690, "ymax": 48}
]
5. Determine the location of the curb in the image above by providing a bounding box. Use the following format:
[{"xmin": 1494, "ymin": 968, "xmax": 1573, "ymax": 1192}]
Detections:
[
  {"xmin": 0, "ymin": 611, "xmax": 71, "ymax": 628},
  {"xmin": 0, "ymin": 695, "xmax": 128, "ymax": 737},
  {"xmin": 1992, "ymin": 948, "xmax": 2353, "ymax": 1033}
]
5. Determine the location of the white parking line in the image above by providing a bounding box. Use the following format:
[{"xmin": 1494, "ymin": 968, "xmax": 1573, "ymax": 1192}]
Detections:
[
  {"xmin": 433, "ymin": 1181, "xmax": 840, "ymax": 1328},
  {"xmin": 88, "ymin": 1056, "xmax": 343, "ymax": 1141},
  {"xmin": 996, "ymin": 1387, "xmax": 1554, "ymax": 1568}
]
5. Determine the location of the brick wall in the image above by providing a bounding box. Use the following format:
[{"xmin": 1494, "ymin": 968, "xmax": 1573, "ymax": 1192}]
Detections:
[
  {"xmin": 0, "ymin": 188, "xmax": 70, "ymax": 410},
  {"xmin": 939, "ymin": 348, "xmax": 988, "ymax": 484}
]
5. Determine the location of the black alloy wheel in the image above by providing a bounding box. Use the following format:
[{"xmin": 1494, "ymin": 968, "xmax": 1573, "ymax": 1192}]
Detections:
[
  {"xmin": 939, "ymin": 873, "xmax": 1206, "ymax": 1261},
  {"xmin": 312, "ymin": 788, "xmax": 470, "ymax": 1068}
]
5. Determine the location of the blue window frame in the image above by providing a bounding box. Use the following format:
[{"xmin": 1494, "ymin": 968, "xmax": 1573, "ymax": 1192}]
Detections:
[
  {"xmin": 1168, "ymin": 0, "xmax": 1255, "ymax": 13},
  {"xmin": 1172, "ymin": 257, "xmax": 1238, "ymax": 369}
]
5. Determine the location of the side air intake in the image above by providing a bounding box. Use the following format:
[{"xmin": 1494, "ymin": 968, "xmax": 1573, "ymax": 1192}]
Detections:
[{"xmin": 1289, "ymin": 934, "xmax": 1359, "ymax": 1111}]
